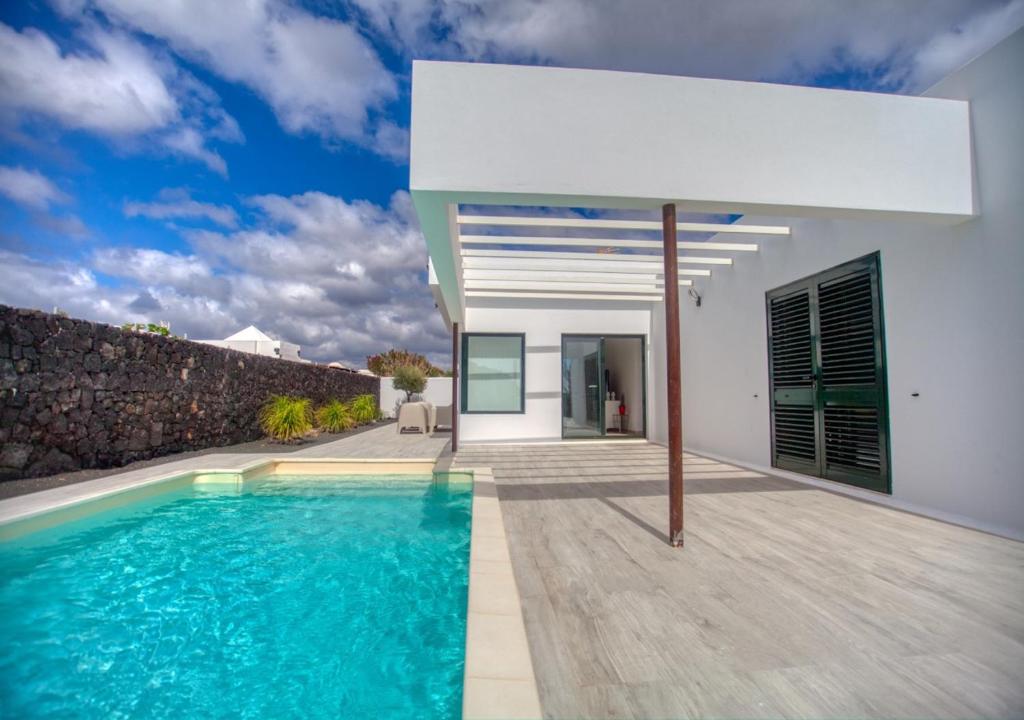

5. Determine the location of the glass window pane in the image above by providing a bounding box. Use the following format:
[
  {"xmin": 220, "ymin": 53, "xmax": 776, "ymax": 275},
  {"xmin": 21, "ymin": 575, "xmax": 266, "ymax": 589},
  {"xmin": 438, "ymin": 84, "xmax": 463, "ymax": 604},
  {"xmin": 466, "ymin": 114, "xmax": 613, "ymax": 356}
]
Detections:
[{"xmin": 465, "ymin": 335, "xmax": 523, "ymax": 412}]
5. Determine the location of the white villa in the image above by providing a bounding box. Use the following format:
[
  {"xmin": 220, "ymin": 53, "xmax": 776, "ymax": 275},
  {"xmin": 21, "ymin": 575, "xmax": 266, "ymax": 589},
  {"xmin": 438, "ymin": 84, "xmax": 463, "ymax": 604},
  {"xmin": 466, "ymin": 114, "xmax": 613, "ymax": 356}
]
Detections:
[
  {"xmin": 196, "ymin": 325, "xmax": 305, "ymax": 363},
  {"xmin": 3, "ymin": 21, "xmax": 1023, "ymax": 720},
  {"xmin": 411, "ymin": 28, "xmax": 1024, "ymax": 542}
]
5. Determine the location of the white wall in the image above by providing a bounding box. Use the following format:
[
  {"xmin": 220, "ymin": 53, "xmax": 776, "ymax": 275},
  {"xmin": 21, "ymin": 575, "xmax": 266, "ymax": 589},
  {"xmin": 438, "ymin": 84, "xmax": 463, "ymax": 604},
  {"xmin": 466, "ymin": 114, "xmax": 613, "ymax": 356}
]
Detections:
[
  {"xmin": 379, "ymin": 377, "xmax": 454, "ymax": 419},
  {"xmin": 278, "ymin": 342, "xmax": 304, "ymax": 362},
  {"xmin": 461, "ymin": 299, "xmax": 655, "ymax": 442},
  {"xmin": 677, "ymin": 29, "xmax": 1024, "ymax": 539},
  {"xmin": 196, "ymin": 339, "xmax": 306, "ymax": 362}
]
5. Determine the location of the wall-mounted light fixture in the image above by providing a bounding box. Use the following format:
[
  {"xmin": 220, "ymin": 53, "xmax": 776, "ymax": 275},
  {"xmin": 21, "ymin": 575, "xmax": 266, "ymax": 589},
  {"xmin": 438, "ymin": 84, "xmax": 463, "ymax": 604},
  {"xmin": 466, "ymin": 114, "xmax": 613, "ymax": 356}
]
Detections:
[{"xmin": 688, "ymin": 288, "xmax": 702, "ymax": 308}]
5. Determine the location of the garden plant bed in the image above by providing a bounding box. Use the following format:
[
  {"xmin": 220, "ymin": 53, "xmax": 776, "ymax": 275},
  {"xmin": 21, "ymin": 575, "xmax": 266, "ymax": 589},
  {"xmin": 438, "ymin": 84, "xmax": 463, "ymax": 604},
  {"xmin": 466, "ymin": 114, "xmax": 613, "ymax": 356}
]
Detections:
[{"xmin": 0, "ymin": 421, "xmax": 396, "ymax": 500}]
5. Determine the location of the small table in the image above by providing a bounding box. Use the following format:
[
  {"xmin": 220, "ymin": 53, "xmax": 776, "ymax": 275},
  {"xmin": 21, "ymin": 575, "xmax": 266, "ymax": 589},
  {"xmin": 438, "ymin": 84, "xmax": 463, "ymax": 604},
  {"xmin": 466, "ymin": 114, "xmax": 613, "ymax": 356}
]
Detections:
[{"xmin": 604, "ymin": 401, "xmax": 629, "ymax": 433}]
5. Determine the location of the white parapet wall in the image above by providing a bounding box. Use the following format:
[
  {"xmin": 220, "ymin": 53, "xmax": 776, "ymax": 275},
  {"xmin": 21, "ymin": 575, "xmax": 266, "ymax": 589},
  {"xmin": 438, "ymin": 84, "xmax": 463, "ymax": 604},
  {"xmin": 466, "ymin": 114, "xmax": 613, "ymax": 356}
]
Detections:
[
  {"xmin": 412, "ymin": 59, "xmax": 973, "ymax": 220},
  {"xmin": 379, "ymin": 377, "xmax": 454, "ymax": 419}
]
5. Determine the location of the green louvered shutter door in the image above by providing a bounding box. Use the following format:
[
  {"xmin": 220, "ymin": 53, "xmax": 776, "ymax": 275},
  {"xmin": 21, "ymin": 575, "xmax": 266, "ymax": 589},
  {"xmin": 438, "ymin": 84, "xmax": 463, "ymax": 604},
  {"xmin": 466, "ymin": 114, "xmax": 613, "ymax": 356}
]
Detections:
[
  {"xmin": 767, "ymin": 288, "xmax": 820, "ymax": 475},
  {"xmin": 816, "ymin": 258, "xmax": 890, "ymax": 492},
  {"xmin": 767, "ymin": 252, "xmax": 890, "ymax": 493}
]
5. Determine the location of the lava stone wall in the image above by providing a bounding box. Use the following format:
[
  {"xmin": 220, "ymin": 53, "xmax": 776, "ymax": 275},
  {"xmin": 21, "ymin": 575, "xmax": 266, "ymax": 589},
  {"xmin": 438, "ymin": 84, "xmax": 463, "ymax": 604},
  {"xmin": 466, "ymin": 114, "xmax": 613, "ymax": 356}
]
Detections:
[{"xmin": 0, "ymin": 306, "xmax": 379, "ymax": 480}]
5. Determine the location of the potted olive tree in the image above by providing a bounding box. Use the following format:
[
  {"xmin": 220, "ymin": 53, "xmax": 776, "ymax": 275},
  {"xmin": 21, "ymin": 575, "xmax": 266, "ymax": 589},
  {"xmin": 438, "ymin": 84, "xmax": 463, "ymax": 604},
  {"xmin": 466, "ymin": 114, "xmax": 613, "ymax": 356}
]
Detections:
[{"xmin": 392, "ymin": 364, "xmax": 427, "ymax": 403}]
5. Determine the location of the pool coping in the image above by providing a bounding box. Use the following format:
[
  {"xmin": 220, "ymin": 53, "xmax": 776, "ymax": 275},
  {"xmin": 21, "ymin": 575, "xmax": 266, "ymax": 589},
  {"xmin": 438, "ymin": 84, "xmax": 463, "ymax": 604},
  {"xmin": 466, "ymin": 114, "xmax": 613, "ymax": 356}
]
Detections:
[
  {"xmin": 460, "ymin": 466, "xmax": 543, "ymax": 720},
  {"xmin": 0, "ymin": 457, "xmax": 440, "ymax": 540},
  {"xmin": 0, "ymin": 456, "xmax": 543, "ymax": 718}
]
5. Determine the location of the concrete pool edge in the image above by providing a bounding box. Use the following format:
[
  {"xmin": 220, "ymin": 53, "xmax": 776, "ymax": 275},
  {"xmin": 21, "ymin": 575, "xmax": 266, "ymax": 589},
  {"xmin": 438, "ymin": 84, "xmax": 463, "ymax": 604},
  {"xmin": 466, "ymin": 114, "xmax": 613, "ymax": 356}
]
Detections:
[
  {"xmin": 0, "ymin": 457, "xmax": 441, "ymax": 540},
  {"xmin": 462, "ymin": 466, "xmax": 543, "ymax": 720}
]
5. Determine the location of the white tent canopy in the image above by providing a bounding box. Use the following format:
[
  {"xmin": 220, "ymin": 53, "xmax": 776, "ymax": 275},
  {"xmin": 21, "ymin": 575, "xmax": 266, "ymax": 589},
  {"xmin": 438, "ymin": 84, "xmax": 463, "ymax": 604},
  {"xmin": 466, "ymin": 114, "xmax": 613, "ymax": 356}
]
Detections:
[{"xmin": 224, "ymin": 325, "xmax": 275, "ymax": 342}]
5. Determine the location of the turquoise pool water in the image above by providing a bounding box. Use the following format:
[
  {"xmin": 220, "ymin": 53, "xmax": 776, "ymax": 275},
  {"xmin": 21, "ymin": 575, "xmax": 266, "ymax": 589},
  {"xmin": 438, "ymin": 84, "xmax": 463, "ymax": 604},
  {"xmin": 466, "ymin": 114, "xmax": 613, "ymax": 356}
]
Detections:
[{"xmin": 0, "ymin": 476, "xmax": 472, "ymax": 719}]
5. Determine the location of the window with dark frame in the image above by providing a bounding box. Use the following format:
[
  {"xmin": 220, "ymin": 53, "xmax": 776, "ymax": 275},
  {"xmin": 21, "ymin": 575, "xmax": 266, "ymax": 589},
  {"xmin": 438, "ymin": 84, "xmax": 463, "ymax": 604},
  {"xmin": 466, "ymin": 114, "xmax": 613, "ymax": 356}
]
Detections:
[{"xmin": 460, "ymin": 334, "xmax": 525, "ymax": 414}]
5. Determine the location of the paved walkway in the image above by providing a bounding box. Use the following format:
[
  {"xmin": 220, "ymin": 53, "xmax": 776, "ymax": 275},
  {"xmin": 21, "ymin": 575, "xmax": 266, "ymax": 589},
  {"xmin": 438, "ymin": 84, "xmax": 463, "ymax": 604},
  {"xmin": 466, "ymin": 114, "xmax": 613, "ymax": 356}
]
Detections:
[
  {"xmin": 289, "ymin": 424, "xmax": 451, "ymax": 459},
  {"xmin": 454, "ymin": 441, "xmax": 1024, "ymax": 719}
]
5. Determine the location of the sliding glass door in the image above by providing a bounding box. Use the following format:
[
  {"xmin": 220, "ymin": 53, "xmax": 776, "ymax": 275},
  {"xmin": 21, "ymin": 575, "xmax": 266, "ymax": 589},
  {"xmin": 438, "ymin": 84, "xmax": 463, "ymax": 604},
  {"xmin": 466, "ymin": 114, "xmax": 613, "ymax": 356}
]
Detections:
[{"xmin": 561, "ymin": 336, "xmax": 604, "ymax": 438}]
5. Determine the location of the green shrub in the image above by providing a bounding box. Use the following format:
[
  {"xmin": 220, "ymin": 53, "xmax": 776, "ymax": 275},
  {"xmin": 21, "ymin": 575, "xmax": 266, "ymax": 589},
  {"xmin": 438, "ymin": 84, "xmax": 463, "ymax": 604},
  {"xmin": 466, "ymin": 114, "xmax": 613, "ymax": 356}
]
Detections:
[
  {"xmin": 122, "ymin": 321, "xmax": 175, "ymax": 337},
  {"xmin": 349, "ymin": 394, "xmax": 379, "ymax": 424},
  {"xmin": 392, "ymin": 364, "xmax": 427, "ymax": 401},
  {"xmin": 367, "ymin": 348, "xmax": 447, "ymax": 377},
  {"xmin": 316, "ymin": 399, "xmax": 356, "ymax": 433},
  {"xmin": 259, "ymin": 395, "xmax": 313, "ymax": 441}
]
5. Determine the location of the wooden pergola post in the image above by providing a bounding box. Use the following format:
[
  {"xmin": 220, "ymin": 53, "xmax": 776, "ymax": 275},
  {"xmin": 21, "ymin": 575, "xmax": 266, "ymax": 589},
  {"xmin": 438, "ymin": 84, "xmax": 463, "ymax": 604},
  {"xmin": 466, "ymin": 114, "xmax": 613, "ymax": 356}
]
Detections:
[
  {"xmin": 451, "ymin": 321, "xmax": 459, "ymax": 453},
  {"xmin": 663, "ymin": 203, "xmax": 684, "ymax": 547}
]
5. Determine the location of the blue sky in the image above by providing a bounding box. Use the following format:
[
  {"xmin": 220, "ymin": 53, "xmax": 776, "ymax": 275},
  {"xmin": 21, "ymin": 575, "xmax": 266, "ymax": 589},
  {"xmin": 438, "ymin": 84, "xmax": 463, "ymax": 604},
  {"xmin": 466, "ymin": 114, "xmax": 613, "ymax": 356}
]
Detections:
[{"xmin": 1, "ymin": 0, "xmax": 1022, "ymax": 366}]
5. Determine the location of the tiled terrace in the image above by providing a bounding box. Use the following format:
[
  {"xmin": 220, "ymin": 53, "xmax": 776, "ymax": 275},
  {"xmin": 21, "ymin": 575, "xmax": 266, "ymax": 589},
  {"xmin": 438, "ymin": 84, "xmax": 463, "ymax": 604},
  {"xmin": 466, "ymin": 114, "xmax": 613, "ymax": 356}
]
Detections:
[
  {"xmin": 4, "ymin": 424, "xmax": 1022, "ymax": 718},
  {"xmin": 453, "ymin": 441, "xmax": 1024, "ymax": 719}
]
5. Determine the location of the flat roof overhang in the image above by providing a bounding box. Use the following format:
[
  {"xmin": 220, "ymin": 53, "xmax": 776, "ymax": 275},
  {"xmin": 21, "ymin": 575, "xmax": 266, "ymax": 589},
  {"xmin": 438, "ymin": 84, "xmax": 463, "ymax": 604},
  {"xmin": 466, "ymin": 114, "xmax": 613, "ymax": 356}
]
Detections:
[{"xmin": 410, "ymin": 61, "xmax": 976, "ymax": 323}]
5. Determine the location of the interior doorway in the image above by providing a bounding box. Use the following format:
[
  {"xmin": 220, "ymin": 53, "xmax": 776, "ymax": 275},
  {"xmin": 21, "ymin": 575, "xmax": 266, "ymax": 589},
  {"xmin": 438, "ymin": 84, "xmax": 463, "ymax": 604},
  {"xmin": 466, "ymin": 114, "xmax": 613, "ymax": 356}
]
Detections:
[{"xmin": 561, "ymin": 335, "xmax": 646, "ymax": 439}]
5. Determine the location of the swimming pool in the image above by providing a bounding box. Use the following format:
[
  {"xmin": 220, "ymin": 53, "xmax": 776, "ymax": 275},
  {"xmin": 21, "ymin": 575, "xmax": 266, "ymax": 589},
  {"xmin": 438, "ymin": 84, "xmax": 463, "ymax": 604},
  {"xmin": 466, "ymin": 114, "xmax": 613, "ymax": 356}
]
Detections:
[{"xmin": 0, "ymin": 475, "xmax": 472, "ymax": 719}]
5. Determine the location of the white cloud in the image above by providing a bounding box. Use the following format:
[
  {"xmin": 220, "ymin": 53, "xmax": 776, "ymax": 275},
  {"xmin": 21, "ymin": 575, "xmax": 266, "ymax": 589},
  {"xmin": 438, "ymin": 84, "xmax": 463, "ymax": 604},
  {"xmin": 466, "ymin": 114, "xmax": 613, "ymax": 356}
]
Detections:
[
  {"xmin": 35, "ymin": 212, "xmax": 90, "ymax": 239},
  {"xmin": 124, "ymin": 188, "xmax": 238, "ymax": 227},
  {"xmin": 0, "ymin": 248, "xmax": 238, "ymax": 338},
  {"xmin": 371, "ymin": 121, "xmax": 411, "ymax": 163},
  {"xmin": 0, "ymin": 164, "xmax": 89, "ymax": 239},
  {"xmin": 0, "ymin": 23, "xmax": 177, "ymax": 134},
  {"xmin": 0, "ymin": 250, "xmax": 110, "ymax": 321},
  {"xmin": 9, "ymin": 243, "xmax": 239, "ymax": 336},
  {"xmin": 70, "ymin": 0, "xmax": 401, "ymax": 158},
  {"xmin": 1, "ymin": 189, "xmax": 450, "ymax": 367},
  {"xmin": 903, "ymin": 0, "xmax": 1024, "ymax": 89},
  {"xmin": 160, "ymin": 127, "xmax": 227, "ymax": 176},
  {"xmin": 353, "ymin": 0, "xmax": 1023, "ymax": 92},
  {"xmin": 0, "ymin": 22, "xmax": 242, "ymax": 172},
  {"xmin": 92, "ymin": 247, "xmax": 213, "ymax": 286},
  {"xmin": 349, "ymin": 0, "xmax": 434, "ymax": 51},
  {"xmin": 0, "ymin": 165, "xmax": 69, "ymax": 210}
]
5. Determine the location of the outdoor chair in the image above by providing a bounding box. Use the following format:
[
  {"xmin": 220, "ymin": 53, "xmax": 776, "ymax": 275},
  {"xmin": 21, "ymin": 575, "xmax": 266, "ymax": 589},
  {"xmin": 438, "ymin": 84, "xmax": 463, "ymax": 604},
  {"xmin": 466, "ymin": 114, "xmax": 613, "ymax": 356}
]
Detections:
[
  {"xmin": 397, "ymin": 401, "xmax": 432, "ymax": 434},
  {"xmin": 434, "ymin": 404, "xmax": 452, "ymax": 430}
]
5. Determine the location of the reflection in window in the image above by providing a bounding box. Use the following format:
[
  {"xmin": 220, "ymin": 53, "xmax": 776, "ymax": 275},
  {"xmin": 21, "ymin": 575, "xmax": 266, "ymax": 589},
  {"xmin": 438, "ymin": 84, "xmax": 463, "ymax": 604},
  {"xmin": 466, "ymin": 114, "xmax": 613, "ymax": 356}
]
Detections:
[{"xmin": 462, "ymin": 334, "xmax": 524, "ymax": 413}]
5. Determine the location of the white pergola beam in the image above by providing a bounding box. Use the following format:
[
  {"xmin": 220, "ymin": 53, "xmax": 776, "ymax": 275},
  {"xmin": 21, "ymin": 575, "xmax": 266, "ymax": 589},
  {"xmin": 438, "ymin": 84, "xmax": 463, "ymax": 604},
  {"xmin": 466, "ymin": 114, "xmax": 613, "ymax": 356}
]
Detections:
[
  {"xmin": 467, "ymin": 291, "xmax": 663, "ymax": 302},
  {"xmin": 464, "ymin": 258, "xmax": 668, "ymax": 274},
  {"xmin": 460, "ymin": 235, "xmax": 758, "ymax": 251},
  {"xmin": 465, "ymin": 279, "xmax": 692, "ymax": 292},
  {"xmin": 461, "ymin": 249, "xmax": 733, "ymax": 265},
  {"xmin": 453, "ymin": 210, "xmax": 765, "ymax": 307},
  {"xmin": 466, "ymin": 280, "xmax": 663, "ymax": 292},
  {"xmin": 464, "ymin": 267, "xmax": 710, "ymax": 280},
  {"xmin": 466, "ymin": 270, "xmax": 661, "ymax": 283},
  {"xmin": 457, "ymin": 214, "xmax": 790, "ymax": 235}
]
